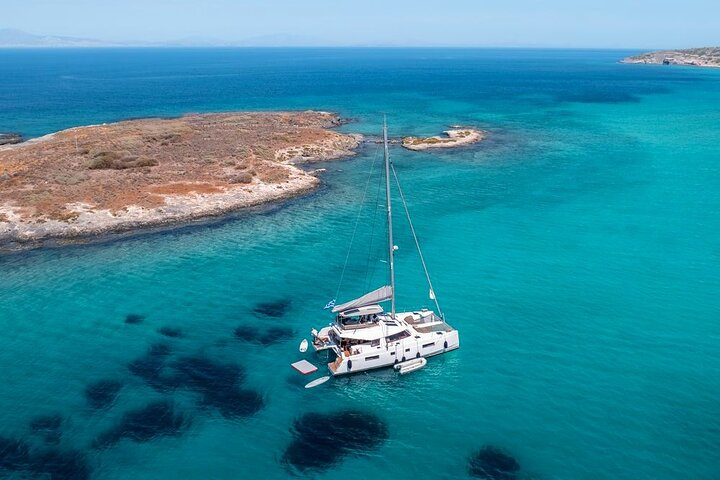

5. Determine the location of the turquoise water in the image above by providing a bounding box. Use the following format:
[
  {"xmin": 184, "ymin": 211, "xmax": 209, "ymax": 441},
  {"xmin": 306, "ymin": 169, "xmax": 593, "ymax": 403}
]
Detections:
[{"xmin": 1, "ymin": 49, "xmax": 719, "ymax": 479}]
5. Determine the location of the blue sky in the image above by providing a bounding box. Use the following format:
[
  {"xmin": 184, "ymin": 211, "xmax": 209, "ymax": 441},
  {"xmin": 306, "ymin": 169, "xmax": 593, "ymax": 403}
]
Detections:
[{"xmin": 3, "ymin": 0, "xmax": 718, "ymax": 48}]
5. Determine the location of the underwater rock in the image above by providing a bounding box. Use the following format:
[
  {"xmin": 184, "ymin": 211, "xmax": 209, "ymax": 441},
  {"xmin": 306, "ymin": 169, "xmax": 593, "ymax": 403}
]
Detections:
[
  {"xmin": 172, "ymin": 356, "xmax": 245, "ymax": 392},
  {"xmin": 234, "ymin": 325, "xmax": 294, "ymax": 346},
  {"xmin": 282, "ymin": 410, "xmax": 388, "ymax": 473},
  {"xmin": 30, "ymin": 413, "xmax": 63, "ymax": 432},
  {"xmin": 260, "ymin": 326, "xmax": 294, "ymax": 346},
  {"xmin": 93, "ymin": 400, "xmax": 189, "ymax": 448},
  {"xmin": 171, "ymin": 355, "xmax": 263, "ymax": 419},
  {"xmin": 29, "ymin": 413, "xmax": 64, "ymax": 444},
  {"xmin": 201, "ymin": 387, "xmax": 265, "ymax": 419},
  {"xmin": 158, "ymin": 326, "xmax": 183, "ymax": 338},
  {"xmin": 125, "ymin": 313, "xmax": 145, "ymax": 324},
  {"xmin": 127, "ymin": 342, "xmax": 176, "ymax": 391},
  {"xmin": 31, "ymin": 449, "xmax": 91, "ymax": 480},
  {"xmin": 253, "ymin": 298, "xmax": 291, "ymax": 318},
  {"xmin": 0, "ymin": 438, "xmax": 90, "ymax": 480},
  {"xmin": 0, "ymin": 436, "xmax": 31, "ymax": 471},
  {"xmin": 85, "ymin": 379, "xmax": 123, "ymax": 409},
  {"xmin": 234, "ymin": 325, "xmax": 263, "ymax": 342},
  {"xmin": 172, "ymin": 356, "xmax": 264, "ymax": 418},
  {"xmin": 468, "ymin": 445, "xmax": 521, "ymax": 480}
]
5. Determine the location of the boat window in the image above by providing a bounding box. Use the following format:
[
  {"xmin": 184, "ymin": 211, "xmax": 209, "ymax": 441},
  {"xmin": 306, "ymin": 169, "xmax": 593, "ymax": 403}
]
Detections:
[
  {"xmin": 422, "ymin": 342, "xmax": 435, "ymax": 348},
  {"xmin": 386, "ymin": 330, "xmax": 411, "ymax": 342},
  {"xmin": 365, "ymin": 355, "xmax": 380, "ymax": 361},
  {"xmin": 371, "ymin": 339, "xmax": 380, "ymax": 347}
]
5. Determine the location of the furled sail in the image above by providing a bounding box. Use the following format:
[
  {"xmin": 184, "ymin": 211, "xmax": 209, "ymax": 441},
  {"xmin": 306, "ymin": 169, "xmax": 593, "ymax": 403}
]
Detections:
[{"xmin": 332, "ymin": 285, "xmax": 393, "ymax": 313}]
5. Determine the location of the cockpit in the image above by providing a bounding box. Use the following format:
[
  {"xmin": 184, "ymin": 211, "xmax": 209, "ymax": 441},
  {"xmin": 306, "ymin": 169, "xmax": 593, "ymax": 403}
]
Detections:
[{"xmin": 335, "ymin": 304, "xmax": 383, "ymax": 329}]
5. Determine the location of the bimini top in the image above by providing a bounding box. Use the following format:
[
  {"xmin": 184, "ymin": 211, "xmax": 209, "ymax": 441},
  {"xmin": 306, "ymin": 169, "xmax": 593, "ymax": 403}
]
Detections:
[
  {"xmin": 338, "ymin": 304, "xmax": 384, "ymax": 318},
  {"xmin": 332, "ymin": 285, "xmax": 392, "ymax": 313}
]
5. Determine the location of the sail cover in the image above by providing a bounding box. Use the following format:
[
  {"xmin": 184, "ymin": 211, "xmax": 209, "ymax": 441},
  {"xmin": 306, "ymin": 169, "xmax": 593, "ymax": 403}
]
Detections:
[{"xmin": 332, "ymin": 285, "xmax": 393, "ymax": 313}]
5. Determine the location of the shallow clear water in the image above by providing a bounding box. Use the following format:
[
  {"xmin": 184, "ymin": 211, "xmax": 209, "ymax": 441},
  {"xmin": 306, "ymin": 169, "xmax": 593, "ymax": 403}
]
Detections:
[{"xmin": 1, "ymin": 48, "xmax": 719, "ymax": 479}]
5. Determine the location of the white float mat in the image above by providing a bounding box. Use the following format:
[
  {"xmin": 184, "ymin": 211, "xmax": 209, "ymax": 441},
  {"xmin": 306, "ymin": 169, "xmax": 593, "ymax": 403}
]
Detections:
[{"xmin": 291, "ymin": 359, "xmax": 318, "ymax": 375}]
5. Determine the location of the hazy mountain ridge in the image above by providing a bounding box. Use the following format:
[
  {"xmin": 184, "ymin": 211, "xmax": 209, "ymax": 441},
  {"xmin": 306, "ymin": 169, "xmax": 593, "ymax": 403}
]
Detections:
[
  {"xmin": 0, "ymin": 28, "xmax": 332, "ymax": 48},
  {"xmin": 0, "ymin": 28, "xmax": 123, "ymax": 47},
  {"xmin": 0, "ymin": 27, "xmax": 549, "ymax": 48}
]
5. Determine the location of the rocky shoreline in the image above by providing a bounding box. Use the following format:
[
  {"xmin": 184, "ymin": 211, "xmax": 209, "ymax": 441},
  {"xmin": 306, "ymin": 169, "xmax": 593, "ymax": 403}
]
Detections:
[
  {"xmin": 621, "ymin": 47, "xmax": 720, "ymax": 68},
  {"xmin": 0, "ymin": 111, "xmax": 361, "ymax": 250},
  {"xmin": 0, "ymin": 133, "xmax": 22, "ymax": 145}
]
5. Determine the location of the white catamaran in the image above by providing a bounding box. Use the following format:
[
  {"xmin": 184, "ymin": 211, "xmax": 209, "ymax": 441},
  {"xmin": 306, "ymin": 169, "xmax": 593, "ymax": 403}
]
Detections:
[{"xmin": 309, "ymin": 119, "xmax": 460, "ymax": 376}]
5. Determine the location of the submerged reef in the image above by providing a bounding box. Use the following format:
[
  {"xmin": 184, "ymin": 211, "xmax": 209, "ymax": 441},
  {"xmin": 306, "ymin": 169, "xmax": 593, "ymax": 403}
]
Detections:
[
  {"xmin": 127, "ymin": 342, "xmax": 176, "ymax": 392},
  {"xmin": 85, "ymin": 379, "xmax": 123, "ymax": 409},
  {"xmin": 127, "ymin": 348, "xmax": 265, "ymax": 419},
  {"xmin": 125, "ymin": 313, "xmax": 145, "ymax": 324},
  {"xmin": 172, "ymin": 356, "xmax": 246, "ymax": 392},
  {"xmin": 0, "ymin": 436, "xmax": 31, "ymax": 471},
  {"xmin": 468, "ymin": 445, "xmax": 521, "ymax": 480},
  {"xmin": 93, "ymin": 400, "xmax": 189, "ymax": 448},
  {"xmin": 0, "ymin": 436, "xmax": 90, "ymax": 480},
  {"xmin": 29, "ymin": 413, "xmax": 64, "ymax": 444},
  {"xmin": 253, "ymin": 298, "xmax": 292, "ymax": 318},
  {"xmin": 31, "ymin": 448, "xmax": 92, "ymax": 480},
  {"xmin": 172, "ymin": 356, "xmax": 264, "ymax": 419},
  {"xmin": 234, "ymin": 324, "xmax": 294, "ymax": 346},
  {"xmin": 282, "ymin": 410, "xmax": 388, "ymax": 473},
  {"xmin": 200, "ymin": 387, "xmax": 265, "ymax": 419},
  {"xmin": 158, "ymin": 326, "xmax": 183, "ymax": 338},
  {"xmin": 30, "ymin": 413, "xmax": 63, "ymax": 432},
  {"xmin": 236, "ymin": 325, "xmax": 263, "ymax": 343}
]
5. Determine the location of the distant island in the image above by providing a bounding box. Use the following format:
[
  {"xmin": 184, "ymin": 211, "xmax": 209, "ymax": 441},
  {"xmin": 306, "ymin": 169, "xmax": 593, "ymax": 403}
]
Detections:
[
  {"xmin": 0, "ymin": 28, "xmax": 120, "ymax": 48},
  {"xmin": 621, "ymin": 47, "xmax": 720, "ymax": 68},
  {"xmin": 0, "ymin": 28, "xmax": 346, "ymax": 48},
  {"xmin": 401, "ymin": 128, "xmax": 485, "ymax": 151},
  {"xmin": 0, "ymin": 112, "xmax": 360, "ymax": 246}
]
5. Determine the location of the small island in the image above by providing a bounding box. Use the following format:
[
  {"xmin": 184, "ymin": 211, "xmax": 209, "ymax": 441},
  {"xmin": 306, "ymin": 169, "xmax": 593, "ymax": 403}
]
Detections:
[
  {"xmin": 621, "ymin": 47, "xmax": 720, "ymax": 68},
  {"xmin": 0, "ymin": 111, "xmax": 360, "ymax": 246},
  {"xmin": 401, "ymin": 128, "xmax": 485, "ymax": 151}
]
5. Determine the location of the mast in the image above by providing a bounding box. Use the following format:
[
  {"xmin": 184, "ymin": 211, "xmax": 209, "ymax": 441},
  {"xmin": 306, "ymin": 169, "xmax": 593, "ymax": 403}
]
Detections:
[{"xmin": 383, "ymin": 117, "xmax": 396, "ymax": 319}]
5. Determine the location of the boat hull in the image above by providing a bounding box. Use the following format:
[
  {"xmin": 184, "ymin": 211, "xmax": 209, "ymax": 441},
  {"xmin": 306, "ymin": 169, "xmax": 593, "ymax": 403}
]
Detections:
[{"xmin": 329, "ymin": 329, "xmax": 459, "ymax": 376}]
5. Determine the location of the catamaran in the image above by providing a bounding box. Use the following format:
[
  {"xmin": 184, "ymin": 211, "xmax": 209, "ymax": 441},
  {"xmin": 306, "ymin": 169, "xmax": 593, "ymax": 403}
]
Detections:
[{"xmin": 308, "ymin": 119, "xmax": 460, "ymax": 376}]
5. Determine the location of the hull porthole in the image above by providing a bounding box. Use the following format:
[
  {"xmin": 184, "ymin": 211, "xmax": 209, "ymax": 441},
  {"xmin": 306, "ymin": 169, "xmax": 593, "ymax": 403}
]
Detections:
[
  {"xmin": 444, "ymin": 340, "xmax": 448, "ymax": 349},
  {"xmin": 416, "ymin": 352, "xmax": 420, "ymax": 358},
  {"xmin": 347, "ymin": 359, "xmax": 352, "ymax": 370}
]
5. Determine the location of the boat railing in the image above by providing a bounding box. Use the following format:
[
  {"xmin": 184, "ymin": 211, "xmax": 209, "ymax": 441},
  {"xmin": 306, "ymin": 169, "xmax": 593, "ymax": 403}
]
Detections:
[
  {"xmin": 336, "ymin": 319, "xmax": 379, "ymax": 330},
  {"xmin": 403, "ymin": 311, "xmax": 441, "ymax": 325}
]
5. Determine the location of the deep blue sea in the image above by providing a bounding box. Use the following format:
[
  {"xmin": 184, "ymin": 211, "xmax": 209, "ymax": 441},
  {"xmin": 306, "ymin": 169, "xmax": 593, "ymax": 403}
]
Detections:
[{"xmin": 1, "ymin": 48, "xmax": 719, "ymax": 480}]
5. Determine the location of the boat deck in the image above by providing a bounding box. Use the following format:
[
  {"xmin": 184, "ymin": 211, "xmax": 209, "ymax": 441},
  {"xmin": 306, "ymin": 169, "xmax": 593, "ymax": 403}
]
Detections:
[{"xmin": 400, "ymin": 311, "xmax": 455, "ymax": 333}]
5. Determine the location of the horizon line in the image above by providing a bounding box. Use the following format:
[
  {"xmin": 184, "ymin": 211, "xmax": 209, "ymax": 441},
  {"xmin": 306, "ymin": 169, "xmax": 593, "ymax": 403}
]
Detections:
[{"xmin": 0, "ymin": 45, "xmax": 660, "ymax": 51}]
